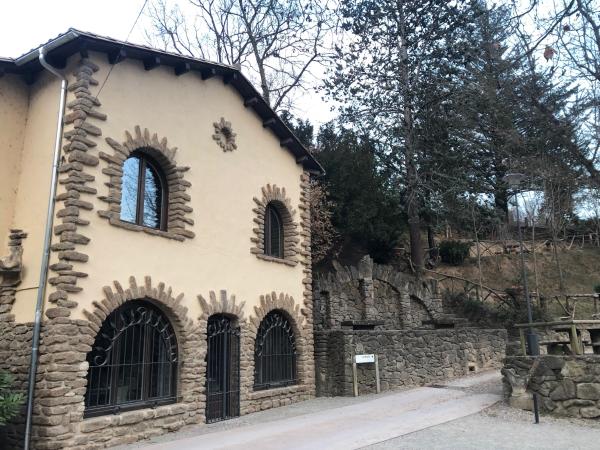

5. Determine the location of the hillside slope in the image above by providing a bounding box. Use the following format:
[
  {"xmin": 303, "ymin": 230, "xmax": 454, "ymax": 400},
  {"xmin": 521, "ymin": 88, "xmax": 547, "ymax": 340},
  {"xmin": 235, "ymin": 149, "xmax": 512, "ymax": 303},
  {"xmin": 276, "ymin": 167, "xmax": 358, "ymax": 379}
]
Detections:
[{"xmin": 435, "ymin": 247, "xmax": 600, "ymax": 298}]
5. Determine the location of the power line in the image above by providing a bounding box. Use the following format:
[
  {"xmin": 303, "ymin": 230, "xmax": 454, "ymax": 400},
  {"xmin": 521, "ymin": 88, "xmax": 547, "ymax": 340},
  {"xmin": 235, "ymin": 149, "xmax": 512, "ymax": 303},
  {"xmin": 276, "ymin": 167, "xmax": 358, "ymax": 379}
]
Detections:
[{"xmin": 95, "ymin": 0, "xmax": 150, "ymax": 100}]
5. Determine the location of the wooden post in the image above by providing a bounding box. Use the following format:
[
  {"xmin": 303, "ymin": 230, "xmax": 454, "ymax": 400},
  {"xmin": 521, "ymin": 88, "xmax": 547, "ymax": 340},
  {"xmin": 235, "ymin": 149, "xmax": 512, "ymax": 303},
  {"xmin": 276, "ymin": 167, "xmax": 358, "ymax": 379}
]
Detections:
[
  {"xmin": 352, "ymin": 361, "xmax": 358, "ymax": 397},
  {"xmin": 375, "ymin": 355, "xmax": 381, "ymax": 394},
  {"xmin": 569, "ymin": 325, "xmax": 582, "ymax": 355},
  {"xmin": 519, "ymin": 328, "xmax": 527, "ymax": 356}
]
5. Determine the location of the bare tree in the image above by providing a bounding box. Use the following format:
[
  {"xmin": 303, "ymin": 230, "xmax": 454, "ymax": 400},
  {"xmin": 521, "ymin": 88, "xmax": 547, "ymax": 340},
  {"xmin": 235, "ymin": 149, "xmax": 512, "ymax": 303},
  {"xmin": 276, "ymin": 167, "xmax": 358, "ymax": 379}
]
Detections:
[
  {"xmin": 511, "ymin": 0, "xmax": 600, "ymax": 187},
  {"xmin": 146, "ymin": 0, "xmax": 336, "ymax": 110}
]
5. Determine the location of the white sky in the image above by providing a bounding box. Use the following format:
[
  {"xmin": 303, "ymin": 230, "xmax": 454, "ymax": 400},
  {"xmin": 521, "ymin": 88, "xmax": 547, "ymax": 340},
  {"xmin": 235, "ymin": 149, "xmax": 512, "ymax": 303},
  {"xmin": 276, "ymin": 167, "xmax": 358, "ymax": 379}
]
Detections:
[{"xmin": 0, "ymin": 0, "xmax": 336, "ymax": 127}]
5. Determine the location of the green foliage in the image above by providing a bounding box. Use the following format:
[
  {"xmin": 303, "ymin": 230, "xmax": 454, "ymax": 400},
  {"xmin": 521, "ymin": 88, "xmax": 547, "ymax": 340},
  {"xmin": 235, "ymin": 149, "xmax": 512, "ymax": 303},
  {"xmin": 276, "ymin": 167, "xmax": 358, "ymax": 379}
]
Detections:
[
  {"xmin": 594, "ymin": 284, "xmax": 600, "ymax": 294},
  {"xmin": 279, "ymin": 110, "xmax": 315, "ymax": 148},
  {"xmin": 316, "ymin": 123, "xmax": 406, "ymax": 262},
  {"xmin": 0, "ymin": 371, "xmax": 24, "ymax": 426},
  {"xmin": 439, "ymin": 240, "xmax": 471, "ymax": 265}
]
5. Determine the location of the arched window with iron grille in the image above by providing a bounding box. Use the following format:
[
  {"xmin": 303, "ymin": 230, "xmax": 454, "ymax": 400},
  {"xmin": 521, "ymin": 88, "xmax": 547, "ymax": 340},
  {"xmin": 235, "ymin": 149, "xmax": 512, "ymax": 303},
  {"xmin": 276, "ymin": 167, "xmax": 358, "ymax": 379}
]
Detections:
[
  {"xmin": 84, "ymin": 300, "xmax": 178, "ymax": 417},
  {"xmin": 254, "ymin": 310, "xmax": 297, "ymax": 390},
  {"xmin": 264, "ymin": 203, "xmax": 284, "ymax": 258}
]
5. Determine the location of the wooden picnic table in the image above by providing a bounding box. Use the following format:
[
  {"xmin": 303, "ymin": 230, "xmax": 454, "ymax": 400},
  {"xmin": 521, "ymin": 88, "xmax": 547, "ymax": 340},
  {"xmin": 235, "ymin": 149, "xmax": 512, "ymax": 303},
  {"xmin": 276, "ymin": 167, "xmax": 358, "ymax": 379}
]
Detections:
[{"xmin": 514, "ymin": 320, "xmax": 600, "ymax": 355}]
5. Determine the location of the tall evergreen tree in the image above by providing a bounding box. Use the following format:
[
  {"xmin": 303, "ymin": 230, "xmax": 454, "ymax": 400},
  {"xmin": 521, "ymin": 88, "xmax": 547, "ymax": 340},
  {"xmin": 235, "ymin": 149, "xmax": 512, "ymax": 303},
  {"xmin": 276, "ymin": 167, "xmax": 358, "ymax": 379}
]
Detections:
[{"xmin": 326, "ymin": 0, "xmax": 479, "ymax": 271}]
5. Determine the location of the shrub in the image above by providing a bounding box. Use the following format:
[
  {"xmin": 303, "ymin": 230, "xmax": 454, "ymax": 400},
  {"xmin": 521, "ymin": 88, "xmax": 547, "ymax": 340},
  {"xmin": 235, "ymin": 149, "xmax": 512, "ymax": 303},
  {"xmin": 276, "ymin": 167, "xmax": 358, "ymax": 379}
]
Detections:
[
  {"xmin": 439, "ymin": 240, "xmax": 471, "ymax": 265},
  {"xmin": 0, "ymin": 371, "xmax": 24, "ymax": 426},
  {"xmin": 594, "ymin": 283, "xmax": 600, "ymax": 294}
]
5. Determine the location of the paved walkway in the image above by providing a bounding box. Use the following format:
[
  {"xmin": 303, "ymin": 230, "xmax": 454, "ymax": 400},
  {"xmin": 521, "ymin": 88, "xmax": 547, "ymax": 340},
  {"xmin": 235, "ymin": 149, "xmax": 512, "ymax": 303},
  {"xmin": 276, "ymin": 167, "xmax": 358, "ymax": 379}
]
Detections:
[
  {"xmin": 128, "ymin": 372, "xmax": 501, "ymax": 450},
  {"xmin": 120, "ymin": 370, "xmax": 600, "ymax": 449}
]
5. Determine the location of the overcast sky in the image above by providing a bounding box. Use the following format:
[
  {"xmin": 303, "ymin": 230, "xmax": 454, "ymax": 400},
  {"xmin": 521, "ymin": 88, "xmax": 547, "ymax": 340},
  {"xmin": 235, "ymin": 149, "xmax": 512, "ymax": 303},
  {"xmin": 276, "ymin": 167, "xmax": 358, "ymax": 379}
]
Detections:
[{"xmin": 1, "ymin": 0, "xmax": 336, "ymax": 126}]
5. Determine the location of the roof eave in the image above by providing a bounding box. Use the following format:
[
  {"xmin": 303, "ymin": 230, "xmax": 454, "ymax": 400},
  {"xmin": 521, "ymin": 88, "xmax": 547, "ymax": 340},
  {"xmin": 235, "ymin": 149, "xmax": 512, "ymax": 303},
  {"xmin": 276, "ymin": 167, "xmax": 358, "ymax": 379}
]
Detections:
[{"xmin": 4, "ymin": 29, "xmax": 325, "ymax": 175}]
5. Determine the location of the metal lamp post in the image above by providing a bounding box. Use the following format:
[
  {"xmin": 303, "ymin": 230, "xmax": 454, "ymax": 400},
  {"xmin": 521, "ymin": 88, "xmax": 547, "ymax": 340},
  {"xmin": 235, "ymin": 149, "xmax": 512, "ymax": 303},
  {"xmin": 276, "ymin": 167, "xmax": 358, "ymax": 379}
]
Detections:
[{"xmin": 503, "ymin": 172, "xmax": 540, "ymax": 423}]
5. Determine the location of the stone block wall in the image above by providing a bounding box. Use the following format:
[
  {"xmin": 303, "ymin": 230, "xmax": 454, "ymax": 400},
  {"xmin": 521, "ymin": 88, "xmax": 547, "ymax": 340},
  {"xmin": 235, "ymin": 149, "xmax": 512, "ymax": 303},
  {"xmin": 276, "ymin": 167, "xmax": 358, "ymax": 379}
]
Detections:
[
  {"xmin": 0, "ymin": 321, "xmax": 34, "ymax": 448},
  {"xmin": 503, "ymin": 355, "xmax": 600, "ymax": 419},
  {"xmin": 314, "ymin": 256, "xmax": 446, "ymax": 331},
  {"xmin": 315, "ymin": 328, "xmax": 507, "ymax": 396}
]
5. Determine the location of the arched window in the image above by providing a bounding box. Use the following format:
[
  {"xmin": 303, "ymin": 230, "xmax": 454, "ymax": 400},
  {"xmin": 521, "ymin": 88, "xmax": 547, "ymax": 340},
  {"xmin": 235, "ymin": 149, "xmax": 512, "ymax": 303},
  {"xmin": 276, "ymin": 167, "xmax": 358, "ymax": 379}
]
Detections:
[
  {"xmin": 254, "ymin": 311, "xmax": 297, "ymax": 390},
  {"xmin": 264, "ymin": 203, "xmax": 284, "ymax": 258},
  {"xmin": 84, "ymin": 300, "xmax": 178, "ymax": 417},
  {"xmin": 120, "ymin": 152, "xmax": 167, "ymax": 229}
]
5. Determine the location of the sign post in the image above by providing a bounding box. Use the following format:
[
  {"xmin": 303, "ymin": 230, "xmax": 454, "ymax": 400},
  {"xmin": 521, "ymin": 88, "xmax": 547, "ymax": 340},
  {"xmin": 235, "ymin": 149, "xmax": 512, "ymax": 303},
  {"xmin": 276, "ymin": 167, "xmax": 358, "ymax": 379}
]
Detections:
[{"xmin": 352, "ymin": 354, "xmax": 380, "ymax": 397}]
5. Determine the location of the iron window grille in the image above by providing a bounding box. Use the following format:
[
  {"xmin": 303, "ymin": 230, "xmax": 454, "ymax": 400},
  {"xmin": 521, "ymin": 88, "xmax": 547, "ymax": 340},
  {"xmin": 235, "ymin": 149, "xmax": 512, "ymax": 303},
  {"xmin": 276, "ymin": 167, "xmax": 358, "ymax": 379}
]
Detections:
[
  {"xmin": 264, "ymin": 203, "xmax": 284, "ymax": 258},
  {"xmin": 254, "ymin": 311, "xmax": 297, "ymax": 390},
  {"xmin": 120, "ymin": 151, "xmax": 168, "ymax": 230},
  {"xmin": 84, "ymin": 300, "xmax": 178, "ymax": 418}
]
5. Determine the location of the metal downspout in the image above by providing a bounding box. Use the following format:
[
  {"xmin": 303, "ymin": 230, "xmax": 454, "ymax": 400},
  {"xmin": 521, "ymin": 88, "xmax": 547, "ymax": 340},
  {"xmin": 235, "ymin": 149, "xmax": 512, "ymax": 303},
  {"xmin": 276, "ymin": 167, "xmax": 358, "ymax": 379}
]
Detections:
[{"xmin": 23, "ymin": 47, "xmax": 68, "ymax": 450}]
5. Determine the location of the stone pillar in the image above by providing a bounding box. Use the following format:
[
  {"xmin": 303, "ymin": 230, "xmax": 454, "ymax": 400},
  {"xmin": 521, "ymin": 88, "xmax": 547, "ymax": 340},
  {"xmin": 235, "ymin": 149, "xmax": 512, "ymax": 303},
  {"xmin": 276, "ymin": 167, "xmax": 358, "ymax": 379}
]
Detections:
[{"xmin": 358, "ymin": 255, "xmax": 376, "ymax": 320}]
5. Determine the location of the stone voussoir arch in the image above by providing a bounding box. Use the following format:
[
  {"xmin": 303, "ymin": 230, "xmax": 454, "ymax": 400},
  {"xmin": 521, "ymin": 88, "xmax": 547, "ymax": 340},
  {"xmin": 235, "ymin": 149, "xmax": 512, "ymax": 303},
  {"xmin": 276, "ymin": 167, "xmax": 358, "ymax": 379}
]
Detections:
[
  {"xmin": 97, "ymin": 125, "xmax": 194, "ymax": 241},
  {"xmin": 250, "ymin": 184, "xmax": 299, "ymax": 266},
  {"xmin": 197, "ymin": 290, "xmax": 246, "ymax": 325},
  {"xmin": 82, "ymin": 275, "xmax": 193, "ymax": 337}
]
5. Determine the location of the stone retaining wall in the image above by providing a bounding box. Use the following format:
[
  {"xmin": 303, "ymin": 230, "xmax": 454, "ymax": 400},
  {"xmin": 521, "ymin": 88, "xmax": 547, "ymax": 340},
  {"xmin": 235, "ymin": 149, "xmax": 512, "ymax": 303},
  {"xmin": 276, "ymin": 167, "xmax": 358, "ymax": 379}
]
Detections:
[
  {"xmin": 315, "ymin": 328, "xmax": 507, "ymax": 396},
  {"xmin": 503, "ymin": 355, "xmax": 600, "ymax": 419}
]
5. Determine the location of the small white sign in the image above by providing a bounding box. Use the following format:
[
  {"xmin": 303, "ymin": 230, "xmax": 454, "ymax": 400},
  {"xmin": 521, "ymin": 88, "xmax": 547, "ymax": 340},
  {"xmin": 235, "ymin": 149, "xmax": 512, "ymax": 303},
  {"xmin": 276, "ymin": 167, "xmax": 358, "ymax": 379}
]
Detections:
[{"xmin": 355, "ymin": 354, "xmax": 375, "ymax": 364}]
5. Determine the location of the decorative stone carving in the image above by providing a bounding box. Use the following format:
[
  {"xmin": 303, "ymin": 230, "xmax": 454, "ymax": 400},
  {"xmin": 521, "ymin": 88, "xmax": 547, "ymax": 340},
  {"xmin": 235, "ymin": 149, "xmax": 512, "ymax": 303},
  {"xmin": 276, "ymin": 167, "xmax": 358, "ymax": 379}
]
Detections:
[
  {"xmin": 212, "ymin": 117, "xmax": 237, "ymax": 152},
  {"xmin": 98, "ymin": 126, "xmax": 195, "ymax": 241},
  {"xmin": 0, "ymin": 229, "xmax": 26, "ymax": 274},
  {"xmin": 47, "ymin": 58, "xmax": 104, "ymax": 316},
  {"xmin": 251, "ymin": 184, "xmax": 299, "ymax": 266},
  {"xmin": 0, "ymin": 229, "xmax": 27, "ymax": 322}
]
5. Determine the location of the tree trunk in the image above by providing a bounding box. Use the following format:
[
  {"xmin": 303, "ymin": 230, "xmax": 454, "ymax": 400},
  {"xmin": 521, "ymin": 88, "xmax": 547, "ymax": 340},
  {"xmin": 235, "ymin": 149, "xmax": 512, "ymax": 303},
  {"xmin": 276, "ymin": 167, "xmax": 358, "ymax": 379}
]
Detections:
[
  {"xmin": 531, "ymin": 218, "xmax": 541, "ymax": 310},
  {"xmin": 397, "ymin": 10, "xmax": 423, "ymax": 274},
  {"xmin": 427, "ymin": 225, "xmax": 437, "ymax": 261},
  {"xmin": 472, "ymin": 208, "xmax": 483, "ymax": 300}
]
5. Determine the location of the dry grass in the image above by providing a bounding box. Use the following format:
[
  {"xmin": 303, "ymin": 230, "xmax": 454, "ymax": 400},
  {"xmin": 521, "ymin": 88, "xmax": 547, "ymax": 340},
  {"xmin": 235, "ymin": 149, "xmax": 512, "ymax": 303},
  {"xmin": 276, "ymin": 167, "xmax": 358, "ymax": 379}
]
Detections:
[{"xmin": 435, "ymin": 247, "xmax": 600, "ymax": 319}]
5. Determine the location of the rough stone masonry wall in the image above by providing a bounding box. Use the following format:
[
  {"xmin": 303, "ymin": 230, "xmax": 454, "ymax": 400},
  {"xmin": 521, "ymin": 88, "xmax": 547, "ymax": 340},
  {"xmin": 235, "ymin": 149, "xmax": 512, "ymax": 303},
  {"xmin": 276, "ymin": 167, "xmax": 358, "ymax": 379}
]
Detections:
[
  {"xmin": 0, "ymin": 229, "xmax": 32, "ymax": 448},
  {"xmin": 314, "ymin": 257, "xmax": 444, "ymax": 331},
  {"xmin": 315, "ymin": 329, "xmax": 507, "ymax": 396},
  {"xmin": 504, "ymin": 355, "xmax": 600, "ymax": 419}
]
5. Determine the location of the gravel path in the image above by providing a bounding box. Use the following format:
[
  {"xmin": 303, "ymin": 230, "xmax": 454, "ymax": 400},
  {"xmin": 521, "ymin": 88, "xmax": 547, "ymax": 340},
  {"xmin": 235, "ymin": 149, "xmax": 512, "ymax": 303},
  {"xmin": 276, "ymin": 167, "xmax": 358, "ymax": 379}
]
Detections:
[
  {"xmin": 366, "ymin": 402, "xmax": 600, "ymax": 449},
  {"xmin": 366, "ymin": 373, "xmax": 600, "ymax": 450}
]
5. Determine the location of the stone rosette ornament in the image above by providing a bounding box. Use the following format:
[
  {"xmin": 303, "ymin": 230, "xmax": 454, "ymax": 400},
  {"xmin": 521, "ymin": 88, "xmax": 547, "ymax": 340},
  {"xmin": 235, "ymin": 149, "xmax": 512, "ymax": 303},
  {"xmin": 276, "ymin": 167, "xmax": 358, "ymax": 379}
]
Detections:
[{"xmin": 212, "ymin": 117, "xmax": 237, "ymax": 152}]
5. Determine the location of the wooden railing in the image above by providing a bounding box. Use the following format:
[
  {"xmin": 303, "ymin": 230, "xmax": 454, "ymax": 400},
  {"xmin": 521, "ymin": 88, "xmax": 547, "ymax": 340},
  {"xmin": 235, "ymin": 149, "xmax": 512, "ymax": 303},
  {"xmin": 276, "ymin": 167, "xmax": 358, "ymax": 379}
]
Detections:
[{"xmin": 425, "ymin": 269, "xmax": 510, "ymax": 307}]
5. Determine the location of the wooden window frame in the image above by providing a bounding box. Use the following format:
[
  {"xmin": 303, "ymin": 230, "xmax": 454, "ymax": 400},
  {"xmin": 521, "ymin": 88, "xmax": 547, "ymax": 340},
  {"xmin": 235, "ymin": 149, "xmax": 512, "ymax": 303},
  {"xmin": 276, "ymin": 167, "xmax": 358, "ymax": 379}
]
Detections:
[{"xmin": 122, "ymin": 151, "xmax": 168, "ymax": 231}]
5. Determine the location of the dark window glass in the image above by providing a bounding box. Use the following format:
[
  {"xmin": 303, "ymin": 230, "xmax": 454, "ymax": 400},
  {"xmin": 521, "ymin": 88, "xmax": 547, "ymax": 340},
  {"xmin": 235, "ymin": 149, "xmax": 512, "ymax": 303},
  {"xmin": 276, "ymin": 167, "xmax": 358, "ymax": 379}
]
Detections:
[
  {"xmin": 84, "ymin": 301, "xmax": 178, "ymax": 417},
  {"xmin": 254, "ymin": 311, "xmax": 297, "ymax": 390},
  {"xmin": 143, "ymin": 163, "xmax": 162, "ymax": 228},
  {"xmin": 120, "ymin": 153, "xmax": 165, "ymax": 229},
  {"xmin": 264, "ymin": 204, "xmax": 284, "ymax": 258}
]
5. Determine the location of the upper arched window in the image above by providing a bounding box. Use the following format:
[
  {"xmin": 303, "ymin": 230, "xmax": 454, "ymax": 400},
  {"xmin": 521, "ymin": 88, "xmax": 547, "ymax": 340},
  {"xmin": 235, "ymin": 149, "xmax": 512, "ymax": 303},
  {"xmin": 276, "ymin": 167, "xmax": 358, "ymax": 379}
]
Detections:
[
  {"xmin": 84, "ymin": 300, "xmax": 178, "ymax": 417},
  {"xmin": 120, "ymin": 152, "xmax": 167, "ymax": 230},
  {"xmin": 254, "ymin": 311, "xmax": 297, "ymax": 390},
  {"xmin": 264, "ymin": 204, "xmax": 284, "ymax": 258}
]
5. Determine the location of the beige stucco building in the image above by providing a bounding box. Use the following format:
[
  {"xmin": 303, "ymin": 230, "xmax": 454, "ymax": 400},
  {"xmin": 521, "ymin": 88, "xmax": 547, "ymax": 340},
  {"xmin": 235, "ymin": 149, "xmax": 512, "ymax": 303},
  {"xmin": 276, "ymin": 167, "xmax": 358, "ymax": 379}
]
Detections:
[{"xmin": 0, "ymin": 29, "xmax": 322, "ymax": 449}]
